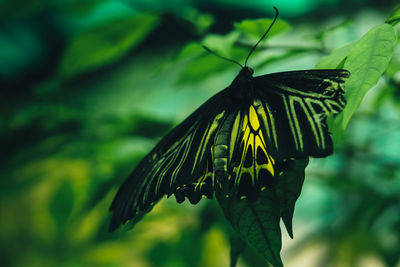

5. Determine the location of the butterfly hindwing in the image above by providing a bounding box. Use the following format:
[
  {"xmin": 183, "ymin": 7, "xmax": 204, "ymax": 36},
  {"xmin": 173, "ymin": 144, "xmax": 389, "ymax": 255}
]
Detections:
[
  {"xmin": 253, "ymin": 69, "xmax": 349, "ymax": 159},
  {"xmin": 207, "ymin": 106, "xmax": 279, "ymax": 201}
]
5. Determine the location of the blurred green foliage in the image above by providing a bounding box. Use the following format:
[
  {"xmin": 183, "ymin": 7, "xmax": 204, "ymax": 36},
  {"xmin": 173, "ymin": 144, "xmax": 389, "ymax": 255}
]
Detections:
[
  {"xmin": 1, "ymin": 0, "xmax": 400, "ymax": 267},
  {"xmin": 60, "ymin": 14, "xmax": 159, "ymax": 78},
  {"xmin": 234, "ymin": 18, "xmax": 291, "ymax": 41}
]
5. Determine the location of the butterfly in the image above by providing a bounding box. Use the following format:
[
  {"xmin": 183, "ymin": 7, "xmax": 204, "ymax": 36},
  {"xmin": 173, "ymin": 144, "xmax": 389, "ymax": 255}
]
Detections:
[{"xmin": 108, "ymin": 7, "xmax": 350, "ymax": 232}]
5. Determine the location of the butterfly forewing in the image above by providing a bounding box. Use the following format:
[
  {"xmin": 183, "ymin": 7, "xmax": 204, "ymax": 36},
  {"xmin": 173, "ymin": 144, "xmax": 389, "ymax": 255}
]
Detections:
[
  {"xmin": 253, "ymin": 69, "xmax": 349, "ymax": 159},
  {"xmin": 109, "ymin": 91, "xmax": 227, "ymax": 231},
  {"xmin": 174, "ymin": 156, "xmax": 215, "ymax": 204}
]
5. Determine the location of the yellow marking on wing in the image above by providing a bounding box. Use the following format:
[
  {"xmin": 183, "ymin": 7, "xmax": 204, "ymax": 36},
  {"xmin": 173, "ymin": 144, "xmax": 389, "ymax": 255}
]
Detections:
[
  {"xmin": 229, "ymin": 113, "xmax": 242, "ymax": 161},
  {"xmin": 194, "ymin": 160, "xmax": 210, "ymax": 190},
  {"xmin": 247, "ymin": 132, "xmax": 256, "ymax": 184},
  {"xmin": 242, "ymin": 113, "xmax": 248, "ymax": 131},
  {"xmin": 243, "ymin": 124, "xmax": 250, "ymax": 144},
  {"xmin": 255, "ymin": 133, "xmax": 275, "ymax": 176},
  {"xmin": 192, "ymin": 111, "xmax": 225, "ymax": 174},
  {"xmin": 264, "ymin": 102, "xmax": 278, "ymax": 149},
  {"xmin": 232, "ymin": 112, "xmax": 276, "ymax": 188},
  {"xmin": 282, "ymin": 95, "xmax": 300, "ymax": 150},
  {"xmin": 269, "ymin": 154, "xmax": 275, "ymax": 165},
  {"xmin": 249, "ymin": 105, "xmax": 260, "ymax": 130},
  {"xmin": 253, "ymin": 123, "xmax": 275, "ymax": 170},
  {"xmin": 184, "ymin": 148, "xmax": 213, "ymax": 199}
]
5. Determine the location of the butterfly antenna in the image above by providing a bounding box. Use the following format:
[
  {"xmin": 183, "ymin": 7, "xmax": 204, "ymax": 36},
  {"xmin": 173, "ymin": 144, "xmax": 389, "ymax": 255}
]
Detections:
[
  {"xmin": 202, "ymin": 45, "xmax": 243, "ymax": 68},
  {"xmin": 244, "ymin": 6, "xmax": 279, "ymax": 67}
]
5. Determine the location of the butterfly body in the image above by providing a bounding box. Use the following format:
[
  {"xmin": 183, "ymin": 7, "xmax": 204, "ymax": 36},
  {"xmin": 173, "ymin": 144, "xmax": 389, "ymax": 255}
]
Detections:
[{"xmin": 109, "ymin": 66, "xmax": 349, "ymax": 232}]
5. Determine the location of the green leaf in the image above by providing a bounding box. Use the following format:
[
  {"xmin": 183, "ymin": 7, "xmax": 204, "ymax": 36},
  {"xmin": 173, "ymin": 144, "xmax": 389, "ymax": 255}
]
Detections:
[
  {"xmin": 386, "ymin": 8, "xmax": 400, "ymax": 26},
  {"xmin": 177, "ymin": 42, "xmax": 205, "ymax": 60},
  {"xmin": 177, "ymin": 52, "xmax": 233, "ymax": 84},
  {"xmin": 60, "ymin": 14, "xmax": 159, "ymax": 78},
  {"xmin": 342, "ymin": 24, "xmax": 396, "ymax": 128},
  {"xmin": 216, "ymin": 187, "xmax": 283, "ymax": 267},
  {"xmin": 315, "ymin": 42, "xmax": 354, "ymax": 69},
  {"xmin": 229, "ymin": 231, "xmax": 247, "ymax": 267},
  {"xmin": 49, "ymin": 180, "xmax": 75, "ymax": 230},
  {"xmin": 180, "ymin": 8, "xmax": 214, "ymax": 35},
  {"xmin": 234, "ymin": 18, "xmax": 291, "ymax": 40},
  {"xmin": 275, "ymin": 159, "xmax": 309, "ymax": 238},
  {"xmin": 202, "ymin": 32, "xmax": 241, "ymax": 57},
  {"xmin": 385, "ymin": 50, "xmax": 400, "ymax": 78},
  {"xmin": 336, "ymin": 57, "xmax": 347, "ymax": 69}
]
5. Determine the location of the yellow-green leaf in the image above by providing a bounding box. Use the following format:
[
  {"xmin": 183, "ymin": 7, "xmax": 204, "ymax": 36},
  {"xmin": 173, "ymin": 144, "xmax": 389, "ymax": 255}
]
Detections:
[
  {"xmin": 342, "ymin": 24, "xmax": 396, "ymax": 128},
  {"xmin": 315, "ymin": 42, "xmax": 354, "ymax": 69}
]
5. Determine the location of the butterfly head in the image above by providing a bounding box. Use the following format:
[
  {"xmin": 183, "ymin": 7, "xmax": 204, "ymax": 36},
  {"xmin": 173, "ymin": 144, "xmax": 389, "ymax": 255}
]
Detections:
[
  {"xmin": 241, "ymin": 66, "xmax": 254, "ymax": 76},
  {"xmin": 232, "ymin": 66, "xmax": 254, "ymax": 85}
]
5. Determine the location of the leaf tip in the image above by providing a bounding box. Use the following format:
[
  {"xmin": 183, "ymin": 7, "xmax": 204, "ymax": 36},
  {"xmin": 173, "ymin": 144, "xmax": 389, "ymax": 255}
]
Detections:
[{"xmin": 282, "ymin": 217, "xmax": 294, "ymax": 239}]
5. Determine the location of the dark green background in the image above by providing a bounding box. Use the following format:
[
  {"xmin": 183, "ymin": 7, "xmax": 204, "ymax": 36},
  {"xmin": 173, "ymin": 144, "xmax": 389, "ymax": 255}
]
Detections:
[{"xmin": 1, "ymin": 0, "xmax": 399, "ymax": 266}]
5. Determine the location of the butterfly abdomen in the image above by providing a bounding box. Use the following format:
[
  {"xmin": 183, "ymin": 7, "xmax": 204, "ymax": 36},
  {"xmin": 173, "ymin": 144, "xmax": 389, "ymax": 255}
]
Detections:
[{"xmin": 213, "ymin": 114, "xmax": 237, "ymax": 176}]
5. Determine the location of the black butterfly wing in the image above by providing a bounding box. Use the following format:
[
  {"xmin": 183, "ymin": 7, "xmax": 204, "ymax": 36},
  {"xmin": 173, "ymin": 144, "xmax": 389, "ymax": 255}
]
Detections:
[
  {"xmin": 252, "ymin": 69, "xmax": 350, "ymax": 160},
  {"xmin": 109, "ymin": 90, "xmax": 229, "ymax": 231},
  {"xmin": 219, "ymin": 69, "xmax": 349, "ymax": 200}
]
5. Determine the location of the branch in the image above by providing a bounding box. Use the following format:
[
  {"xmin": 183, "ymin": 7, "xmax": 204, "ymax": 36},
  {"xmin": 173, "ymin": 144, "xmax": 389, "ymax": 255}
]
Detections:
[{"xmin": 234, "ymin": 40, "xmax": 329, "ymax": 54}]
